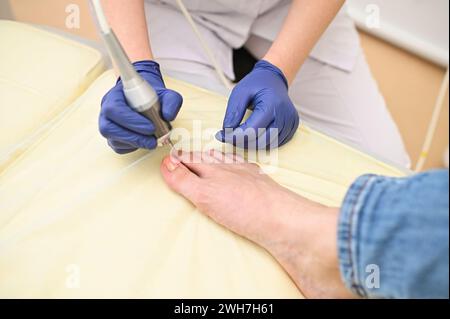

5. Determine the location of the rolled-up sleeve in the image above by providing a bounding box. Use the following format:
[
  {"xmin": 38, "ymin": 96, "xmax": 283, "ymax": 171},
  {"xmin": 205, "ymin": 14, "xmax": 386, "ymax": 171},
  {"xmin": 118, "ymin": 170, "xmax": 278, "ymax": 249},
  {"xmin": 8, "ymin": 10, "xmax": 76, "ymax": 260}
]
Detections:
[{"xmin": 338, "ymin": 170, "xmax": 449, "ymax": 299}]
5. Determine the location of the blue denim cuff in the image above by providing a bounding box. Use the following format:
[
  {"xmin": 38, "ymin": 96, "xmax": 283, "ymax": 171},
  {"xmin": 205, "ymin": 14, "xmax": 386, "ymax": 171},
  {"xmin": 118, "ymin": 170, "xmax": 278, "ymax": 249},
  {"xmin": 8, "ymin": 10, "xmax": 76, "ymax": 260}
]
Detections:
[
  {"xmin": 338, "ymin": 171, "xmax": 449, "ymax": 299},
  {"xmin": 338, "ymin": 174, "xmax": 378, "ymax": 298}
]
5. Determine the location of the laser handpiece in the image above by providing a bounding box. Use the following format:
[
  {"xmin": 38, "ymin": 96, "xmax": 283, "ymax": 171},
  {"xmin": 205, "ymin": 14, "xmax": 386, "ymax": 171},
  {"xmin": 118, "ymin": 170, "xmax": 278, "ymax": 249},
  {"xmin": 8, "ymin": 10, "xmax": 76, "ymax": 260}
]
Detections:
[{"xmin": 91, "ymin": 0, "xmax": 173, "ymax": 147}]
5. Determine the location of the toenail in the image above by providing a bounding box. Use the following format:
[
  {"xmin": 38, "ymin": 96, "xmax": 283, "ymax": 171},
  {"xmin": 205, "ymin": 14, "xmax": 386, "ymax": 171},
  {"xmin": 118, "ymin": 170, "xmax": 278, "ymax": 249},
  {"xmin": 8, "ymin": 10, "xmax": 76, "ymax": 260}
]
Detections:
[
  {"xmin": 170, "ymin": 155, "xmax": 181, "ymax": 165},
  {"xmin": 166, "ymin": 160, "xmax": 178, "ymax": 172}
]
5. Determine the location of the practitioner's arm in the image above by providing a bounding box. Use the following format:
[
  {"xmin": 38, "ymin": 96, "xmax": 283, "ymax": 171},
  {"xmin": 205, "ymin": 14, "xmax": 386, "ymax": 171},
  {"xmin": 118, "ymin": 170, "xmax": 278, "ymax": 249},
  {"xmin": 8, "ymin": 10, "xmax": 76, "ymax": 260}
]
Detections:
[
  {"xmin": 101, "ymin": 0, "xmax": 153, "ymax": 62},
  {"xmin": 98, "ymin": 0, "xmax": 183, "ymax": 154},
  {"xmin": 265, "ymin": 0, "xmax": 345, "ymax": 84}
]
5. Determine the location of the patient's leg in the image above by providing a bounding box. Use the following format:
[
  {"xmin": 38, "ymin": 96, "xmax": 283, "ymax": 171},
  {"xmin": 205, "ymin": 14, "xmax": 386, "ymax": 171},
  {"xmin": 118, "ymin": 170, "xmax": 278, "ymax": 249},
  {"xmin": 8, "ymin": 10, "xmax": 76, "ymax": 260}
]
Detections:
[{"xmin": 160, "ymin": 152, "xmax": 356, "ymax": 299}]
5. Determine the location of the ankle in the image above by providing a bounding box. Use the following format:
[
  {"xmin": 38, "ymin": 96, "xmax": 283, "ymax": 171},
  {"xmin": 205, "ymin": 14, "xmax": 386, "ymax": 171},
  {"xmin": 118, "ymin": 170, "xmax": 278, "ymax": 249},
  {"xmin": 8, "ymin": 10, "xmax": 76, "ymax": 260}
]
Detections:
[
  {"xmin": 261, "ymin": 193, "xmax": 351, "ymax": 297},
  {"xmin": 264, "ymin": 192, "xmax": 335, "ymax": 259}
]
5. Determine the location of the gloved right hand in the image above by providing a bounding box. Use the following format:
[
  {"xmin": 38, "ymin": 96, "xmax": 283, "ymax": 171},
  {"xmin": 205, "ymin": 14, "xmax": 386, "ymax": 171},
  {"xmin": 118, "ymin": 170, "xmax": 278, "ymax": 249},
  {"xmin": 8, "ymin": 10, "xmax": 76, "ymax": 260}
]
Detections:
[{"xmin": 99, "ymin": 60, "xmax": 183, "ymax": 154}]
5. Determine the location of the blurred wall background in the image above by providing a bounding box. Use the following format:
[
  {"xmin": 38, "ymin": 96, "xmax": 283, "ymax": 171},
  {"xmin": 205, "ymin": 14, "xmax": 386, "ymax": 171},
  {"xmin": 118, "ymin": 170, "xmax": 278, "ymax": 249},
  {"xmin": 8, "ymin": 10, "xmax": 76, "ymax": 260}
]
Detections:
[
  {"xmin": 348, "ymin": 0, "xmax": 449, "ymax": 66},
  {"xmin": 0, "ymin": 0, "xmax": 12, "ymax": 19},
  {"xmin": 1, "ymin": 0, "xmax": 449, "ymax": 170}
]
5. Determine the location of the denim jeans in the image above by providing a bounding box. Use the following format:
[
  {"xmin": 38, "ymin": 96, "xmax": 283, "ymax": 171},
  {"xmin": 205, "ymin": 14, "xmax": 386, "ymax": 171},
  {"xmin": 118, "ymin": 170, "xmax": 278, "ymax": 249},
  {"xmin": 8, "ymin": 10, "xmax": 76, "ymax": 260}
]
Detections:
[{"xmin": 338, "ymin": 170, "xmax": 449, "ymax": 299}]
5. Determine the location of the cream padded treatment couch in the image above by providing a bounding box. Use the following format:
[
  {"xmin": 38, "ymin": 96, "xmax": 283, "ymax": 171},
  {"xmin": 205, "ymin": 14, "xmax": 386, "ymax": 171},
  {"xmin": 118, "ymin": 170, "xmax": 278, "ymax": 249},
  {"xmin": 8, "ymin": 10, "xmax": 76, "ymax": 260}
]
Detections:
[{"xmin": 0, "ymin": 21, "xmax": 408, "ymax": 298}]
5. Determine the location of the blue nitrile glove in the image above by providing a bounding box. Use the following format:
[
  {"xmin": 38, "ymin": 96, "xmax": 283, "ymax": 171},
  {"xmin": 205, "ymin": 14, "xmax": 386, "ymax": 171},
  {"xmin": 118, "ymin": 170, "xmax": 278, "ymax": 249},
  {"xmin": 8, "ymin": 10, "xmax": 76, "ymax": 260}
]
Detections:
[
  {"xmin": 216, "ymin": 60, "xmax": 300, "ymax": 149},
  {"xmin": 99, "ymin": 60, "xmax": 183, "ymax": 154}
]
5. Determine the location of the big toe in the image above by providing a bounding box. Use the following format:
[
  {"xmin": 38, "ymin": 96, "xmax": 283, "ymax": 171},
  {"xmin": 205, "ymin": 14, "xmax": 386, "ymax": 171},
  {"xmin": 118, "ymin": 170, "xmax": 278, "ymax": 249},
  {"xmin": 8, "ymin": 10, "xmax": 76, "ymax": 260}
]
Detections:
[{"xmin": 161, "ymin": 156, "xmax": 201, "ymax": 202}]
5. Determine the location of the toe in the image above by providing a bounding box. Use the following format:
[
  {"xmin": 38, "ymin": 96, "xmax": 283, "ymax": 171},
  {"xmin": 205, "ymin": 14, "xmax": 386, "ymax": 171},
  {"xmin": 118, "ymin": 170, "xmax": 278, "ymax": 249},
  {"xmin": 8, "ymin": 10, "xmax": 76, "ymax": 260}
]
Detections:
[
  {"xmin": 161, "ymin": 156, "xmax": 202, "ymax": 202},
  {"xmin": 176, "ymin": 152, "xmax": 217, "ymax": 177}
]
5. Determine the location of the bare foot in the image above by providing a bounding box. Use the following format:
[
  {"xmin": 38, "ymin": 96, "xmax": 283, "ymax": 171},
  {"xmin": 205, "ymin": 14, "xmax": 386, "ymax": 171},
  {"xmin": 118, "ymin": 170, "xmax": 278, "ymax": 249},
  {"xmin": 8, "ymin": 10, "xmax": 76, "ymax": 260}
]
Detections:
[{"xmin": 160, "ymin": 151, "xmax": 357, "ymax": 299}]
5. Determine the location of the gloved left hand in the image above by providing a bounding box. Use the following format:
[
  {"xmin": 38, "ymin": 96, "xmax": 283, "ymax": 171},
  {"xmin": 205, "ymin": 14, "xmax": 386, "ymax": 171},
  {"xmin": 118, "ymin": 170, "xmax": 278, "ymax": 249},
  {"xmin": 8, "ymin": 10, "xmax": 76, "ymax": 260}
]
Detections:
[{"xmin": 216, "ymin": 60, "xmax": 300, "ymax": 149}]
